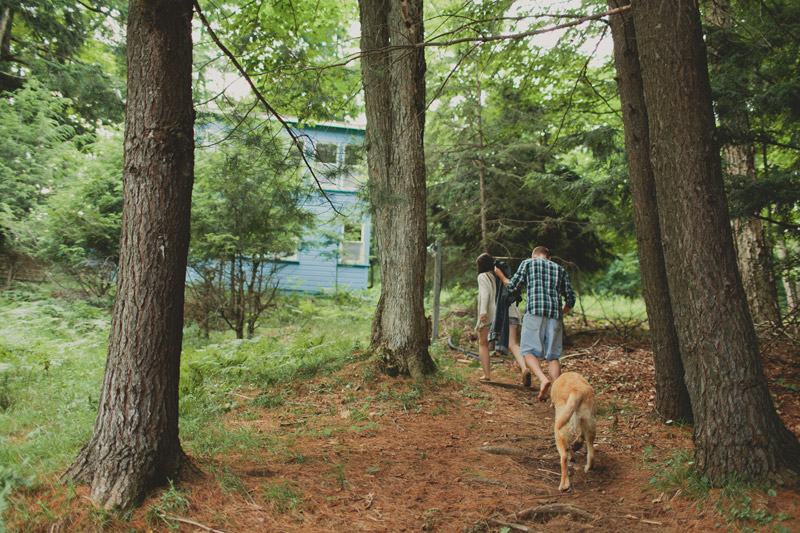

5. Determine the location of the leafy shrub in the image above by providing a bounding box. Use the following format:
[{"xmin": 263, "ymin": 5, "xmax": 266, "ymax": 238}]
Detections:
[{"xmin": 592, "ymin": 251, "xmax": 641, "ymax": 299}]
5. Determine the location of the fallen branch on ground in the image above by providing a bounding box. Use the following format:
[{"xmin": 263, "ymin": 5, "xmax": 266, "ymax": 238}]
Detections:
[
  {"xmin": 478, "ymin": 445, "xmax": 528, "ymax": 456},
  {"xmin": 516, "ymin": 503, "xmax": 594, "ymax": 522},
  {"xmin": 159, "ymin": 514, "xmax": 228, "ymax": 533},
  {"xmin": 487, "ymin": 517, "xmax": 531, "ymax": 532}
]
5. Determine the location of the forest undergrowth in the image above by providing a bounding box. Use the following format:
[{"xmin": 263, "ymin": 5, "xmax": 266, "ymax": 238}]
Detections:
[{"xmin": 1, "ymin": 284, "xmax": 799, "ymax": 532}]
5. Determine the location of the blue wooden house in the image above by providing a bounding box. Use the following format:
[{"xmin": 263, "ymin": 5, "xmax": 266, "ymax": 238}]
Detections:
[{"xmin": 275, "ymin": 120, "xmax": 371, "ymax": 292}]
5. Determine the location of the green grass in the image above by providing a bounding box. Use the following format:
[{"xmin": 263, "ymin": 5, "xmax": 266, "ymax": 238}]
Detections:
[
  {"xmin": 0, "ymin": 285, "xmax": 107, "ymax": 482},
  {"xmin": 261, "ymin": 480, "xmax": 303, "ymax": 514},
  {"xmin": 573, "ymin": 293, "xmax": 647, "ymax": 322},
  {"xmin": 0, "ymin": 281, "xmax": 376, "ymax": 526},
  {"xmin": 648, "ymin": 449, "xmax": 792, "ymax": 531}
]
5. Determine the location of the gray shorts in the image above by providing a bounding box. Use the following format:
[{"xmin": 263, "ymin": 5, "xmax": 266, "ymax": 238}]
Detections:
[
  {"xmin": 509, "ymin": 317, "xmax": 520, "ymax": 327},
  {"xmin": 520, "ymin": 314, "xmax": 563, "ymax": 360}
]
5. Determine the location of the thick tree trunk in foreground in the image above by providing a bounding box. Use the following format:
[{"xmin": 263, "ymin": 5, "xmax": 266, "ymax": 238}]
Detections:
[
  {"xmin": 608, "ymin": 0, "xmax": 692, "ymax": 422},
  {"xmin": 632, "ymin": 0, "xmax": 800, "ymax": 481},
  {"xmin": 63, "ymin": 0, "xmax": 194, "ymax": 510},
  {"xmin": 359, "ymin": 0, "xmax": 435, "ymax": 378}
]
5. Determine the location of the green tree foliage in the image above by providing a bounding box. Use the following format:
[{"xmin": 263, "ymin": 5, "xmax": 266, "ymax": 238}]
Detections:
[
  {"xmin": 425, "ymin": 1, "xmax": 622, "ymax": 284},
  {"xmin": 0, "ymin": 77, "xmax": 123, "ymax": 297},
  {"xmin": 0, "ymin": 0, "xmax": 126, "ymax": 132},
  {"xmin": 705, "ymin": 0, "xmax": 800, "ymax": 268},
  {"xmin": 189, "ymin": 114, "xmax": 318, "ymax": 337},
  {"xmin": 705, "ymin": 0, "xmax": 800, "ymax": 316},
  {"xmin": 196, "ymin": 0, "xmax": 360, "ymax": 121},
  {"xmin": 0, "ymin": 81, "xmax": 77, "ymax": 253},
  {"xmin": 33, "ymin": 131, "xmax": 123, "ymax": 297}
]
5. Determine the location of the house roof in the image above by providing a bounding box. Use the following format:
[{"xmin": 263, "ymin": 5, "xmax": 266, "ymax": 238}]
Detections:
[{"xmin": 284, "ymin": 116, "xmax": 366, "ymax": 135}]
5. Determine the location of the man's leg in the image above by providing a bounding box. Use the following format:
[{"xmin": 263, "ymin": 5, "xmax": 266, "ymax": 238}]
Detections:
[
  {"xmin": 508, "ymin": 325, "xmax": 530, "ymax": 385},
  {"xmin": 520, "ymin": 314, "xmax": 551, "ymax": 399},
  {"xmin": 548, "ymin": 358, "xmax": 561, "ymax": 383},
  {"xmin": 544, "ymin": 317, "xmax": 563, "ymax": 384},
  {"xmin": 524, "ymin": 353, "xmax": 550, "ymax": 399}
]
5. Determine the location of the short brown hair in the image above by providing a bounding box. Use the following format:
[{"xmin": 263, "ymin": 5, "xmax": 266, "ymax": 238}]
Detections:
[
  {"xmin": 477, "ymin": 253, "xmax": 494, "ymax": 274},
  {"xmin": 532, "ymin": 246, "xmax": 550, "ymax": 258}
]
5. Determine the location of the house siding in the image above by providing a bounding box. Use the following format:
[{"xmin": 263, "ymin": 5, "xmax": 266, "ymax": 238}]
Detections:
[{"xmin": 278, "ymin": 123, "xmax": 371, "ymax": 293}]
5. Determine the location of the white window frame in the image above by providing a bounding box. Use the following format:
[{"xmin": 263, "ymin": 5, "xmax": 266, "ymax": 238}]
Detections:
[{"xmin": 339, "ymin": 222, "xmax": 366, "ymax": 265}]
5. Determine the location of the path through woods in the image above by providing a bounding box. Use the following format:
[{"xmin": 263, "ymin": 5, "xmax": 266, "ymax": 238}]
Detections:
[{"xmin": 9, "ymin": 319, "xmax": 800, "ymax": 532}]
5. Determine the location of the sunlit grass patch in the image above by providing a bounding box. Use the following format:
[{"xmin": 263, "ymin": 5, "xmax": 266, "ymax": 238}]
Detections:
[{"xmin": 261, "ymin": 479, "xmax": 304, "ymax": 514}]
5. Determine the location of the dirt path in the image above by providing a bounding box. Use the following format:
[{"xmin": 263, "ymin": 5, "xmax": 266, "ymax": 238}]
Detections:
[
  {"xmin": 12, "ymin": 334, "xmax": 800, "ymax": 532},
  {"xmin": 164, "ymin": 337, "xmax": 798, "ymax": 533},
  {"xmin": 175, "ymin": 364, "xmax": 676, "ymax": 532}
]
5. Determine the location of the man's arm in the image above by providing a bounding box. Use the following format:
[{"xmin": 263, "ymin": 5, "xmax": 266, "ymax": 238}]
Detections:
[
  {"xmin": 494, "ymin": 266, "xmax": 509, "ymax": 287},
  {"xmin": 496, "ymin": 260, "xmax": 527, "ymax": 292}
]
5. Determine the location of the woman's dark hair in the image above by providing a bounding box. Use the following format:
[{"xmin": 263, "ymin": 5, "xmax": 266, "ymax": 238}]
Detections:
[{"xmin": 477, "ymin": 253, "xmax": 494, "ymax": 274}]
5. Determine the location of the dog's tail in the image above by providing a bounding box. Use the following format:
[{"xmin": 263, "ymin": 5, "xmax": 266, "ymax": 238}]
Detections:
[{"xmin": 555, "ymin": 389, "xmax": 584, "ymax": 431}]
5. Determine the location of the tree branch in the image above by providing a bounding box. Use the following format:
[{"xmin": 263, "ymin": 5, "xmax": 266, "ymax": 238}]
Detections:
[{"xmin": 192, "ymin": 0, "xmax": 341, "ymax": 215}]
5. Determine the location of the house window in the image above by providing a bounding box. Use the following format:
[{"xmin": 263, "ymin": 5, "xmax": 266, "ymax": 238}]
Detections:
[
  {"xmin": 274, "ymin": 249, "xmax": 299, "ymax": 262},
  {"xmin": 313, "ymin": 142, "xmax": 339, "ymax": 188},
  {"xmin": 340, "ymin": 222, "xmax": 365, "ymax": 265},
  {"xmin": 340, "ymin": 143, "xmax": 364, "ymax": 191},
  {"xmin": 273, "ymin": 239, "xmax": 300, "ymax": 262},
  {"xmin": 314, "ymin": 143, "xmax": 338, "ymax": 164},
  {"xmin": 344, "ymin": 144, "xmax": 363, "ymax": 166}
]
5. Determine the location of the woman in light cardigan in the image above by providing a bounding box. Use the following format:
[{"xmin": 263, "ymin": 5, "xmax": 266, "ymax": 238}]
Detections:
[{"xmin": 475, "ymin": 253, "xmax": 496, "ymax": 381}]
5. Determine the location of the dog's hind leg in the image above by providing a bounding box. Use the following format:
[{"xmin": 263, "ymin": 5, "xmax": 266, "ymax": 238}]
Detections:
[
  {"xmin": 555, "ymin": 427, "xmax": 571, "ymax": 492},
  {"xmin": 582, "ymin": 415, "xmax": 596, "ymax": 473}
]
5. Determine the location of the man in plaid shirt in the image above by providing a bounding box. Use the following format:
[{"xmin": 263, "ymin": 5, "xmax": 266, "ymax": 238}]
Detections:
[{"xmin": 495, "ymin": 246, "xmax": 575, "ymax": 400}]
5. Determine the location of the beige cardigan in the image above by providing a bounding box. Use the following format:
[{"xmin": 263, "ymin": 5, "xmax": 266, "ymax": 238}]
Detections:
[{"xmin": 475, "ymin": 271, "xmax": 497, "ymax": 329}]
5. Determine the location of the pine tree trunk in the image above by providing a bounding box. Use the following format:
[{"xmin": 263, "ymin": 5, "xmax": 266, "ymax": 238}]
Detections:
[
  {"xmin": 62, "ymin": 0, "xmax": 194, "ymax": 510},
  {"xmin": 359, "ymin": 0, "xmax": 435, "ymax": 378},
  {"xmin": 631, "ymin": 0, "xmax": 800, "ymax": 481},
  {"xmin": 607, "ymin": 0, "xmax": 692, "ymax": 422},
  {"xmin": 476, "ymin": 73, "xmax": 489, "ymax": 254},
  {"xmin": 775, "ymin": 239, "xmax": 797, "ymax": 314},
  {"xmin": 0, "ymin": 8, "xmax": 11, "ymax": 57}
]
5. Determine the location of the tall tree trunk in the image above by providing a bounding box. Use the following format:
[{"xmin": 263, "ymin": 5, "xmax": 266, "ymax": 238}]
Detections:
[
  {"xmin": 476, "ymin": 72, "xmax": 489, "ymax": 253},
  {"xmin": 776, "ymin": 238, "xmax": 798, "ymax": 313},
  {"xmin": 607, "ymin": 0, "xmax": 692, "ymax": 422},
  {"xmin": 0, "ymin": 7, "xmax": 22, "ymax": 93},
  {"xmin": 359, "ymin": 0, "xmax": 435, "ymax": 378},
  {"xmin": 631, "ymin": 0, "xmax": 800, "ymax": 481},
  {"xmin": 0, "ymin": 7, "xmax": 11, "ymax": 57},
  {"xmin": 705, "ymin": 0, "xmax": 781, "ymax": 326},
  {"xmin": 63, "ymin": 0, "xmax": 194, "ymax": 511}
]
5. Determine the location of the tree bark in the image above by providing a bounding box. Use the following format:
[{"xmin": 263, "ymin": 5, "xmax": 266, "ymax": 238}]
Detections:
[
  {"xmin": 607, "ymin": 0, "xmax": 692, "ymax": 422},
  {"xmin": 775, "ymin": 239, "xmax": 797, "ymax": 314},
  {"xmin": 0, "ymin": 7, "xmax": 12, "ymax": 58},
  {"xmin": 476, "ymin": 72, "xmax": 489, "ymax": 254},
  {"xmin": 631, "ymin": 0, "xmax": 800, "ymax": 481},
  {"xmin": 62, "ymin": 0, "xmax": 194, "ymax": 510},
  {"xmin": 359, "ymin": 0, "xmax": 435, "ymax": 378}
]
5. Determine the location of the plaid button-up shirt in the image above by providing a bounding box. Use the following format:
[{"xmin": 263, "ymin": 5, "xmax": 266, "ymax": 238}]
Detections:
[{"xmin": 507, "ymin": 258, "xmax": 576, "ymax": 320}]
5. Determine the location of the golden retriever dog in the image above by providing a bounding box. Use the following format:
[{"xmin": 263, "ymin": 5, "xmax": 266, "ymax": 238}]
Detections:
[{"xmin": 550, "ymin": 372, "xmax": 596, "ymax": 492}]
